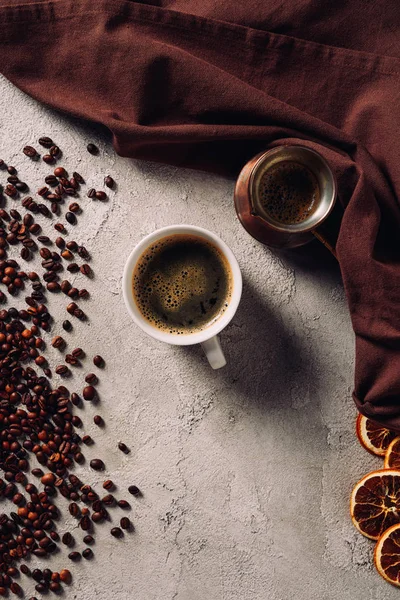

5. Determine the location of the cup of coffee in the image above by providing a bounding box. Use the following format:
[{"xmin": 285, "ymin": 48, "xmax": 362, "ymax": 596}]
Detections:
[
  {"xmin": 234, "ymin": 145, "xmax": 338, "ymax": 254},
  {"xmin": 122, "ymin": 225, "xmax": 242, "ymax": 369}
]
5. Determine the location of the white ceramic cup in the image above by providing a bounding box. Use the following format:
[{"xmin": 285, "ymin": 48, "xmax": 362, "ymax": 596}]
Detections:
[{"xmin": 122, "ymin": 225, "xmax": 242, "ymax": 369}]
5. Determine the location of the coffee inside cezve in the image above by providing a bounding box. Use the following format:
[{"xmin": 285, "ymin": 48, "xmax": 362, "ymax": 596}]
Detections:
[
  {"xmin": 257, "ymin": 161, "xmax": 320, "ymax": 225},
  {"xmin": 132, "ymin": 234, "xmax": 232, "ymax": 334}
]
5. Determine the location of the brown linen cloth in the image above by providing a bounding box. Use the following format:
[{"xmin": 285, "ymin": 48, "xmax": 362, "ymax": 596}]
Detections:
[{"xmin": 0, "ymin": 0, "xmax": 399, "ymax": 427}]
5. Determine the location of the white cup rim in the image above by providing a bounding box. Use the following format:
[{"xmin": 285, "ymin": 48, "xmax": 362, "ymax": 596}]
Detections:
[{"xmin": 122, "ymin": 225, "xmax": 242, "ymax": 346}]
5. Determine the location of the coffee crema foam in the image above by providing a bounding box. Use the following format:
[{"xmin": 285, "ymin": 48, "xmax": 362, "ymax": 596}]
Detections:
[
  {"xmin": 257, "ymin": 160, "xmax": 320, "ymax": 224},
  {"xmin": 132, "ymin": 234, "xmax": 232, "ymax": 334}
]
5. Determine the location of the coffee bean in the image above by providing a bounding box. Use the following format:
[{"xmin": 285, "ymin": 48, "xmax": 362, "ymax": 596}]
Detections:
[
  {"xmin": 73, "ymin": 171, "xmax": 85, "ymax": 184},
  {"xmin": 128, "ymin": 485, "xmax": 141, "ymax": 497},
  {"xmin": 15, "ymin": 181, "xmax": 28, "ymax": 191},
  {"xmin": 40, "ymin": 248, "xmax": 51, "ymax": 259},
  {"xmin": 95, "ymin": 190, "xmax": 107, "ymax": 201},
  {"xmin": 54, "ymin": 223, "xmax": 66, "ymax": 233},
  {"xmin": 55, "ymin": 365, "xmax": 70, "ymax": 376},
  {"xmin": 118, "ymin": 442, "xmax": 130, "ymax": 454},
  {"xmin": 62, "ymin": 532, "xmax": 74, "ymax": 546},
  {"xmin": 111, "ymin": 527, "xmax": 123, "ymax": 538},
  {"xmin": 66, "ymin": 302, "xmax": 78, "ymax": 315},
  {"xmin": 65, "ymin": 354, "xmax": 79, "ymax": 366},
  {"xmin": 66, "ymin": 240, "xmax": 78, "ymax": 251},
  {"xmin": 10, "ymin": 582, "xmax": 23, "ymax": 595},
  {"xmin": 7, "ymin": 165, "xmax": 16, "ymax": 175},
  {"xmin": 93, "ymin": 414, "xmax": 103, "ymax": 426},
  {"xmin": 54, "ymin": 167, "xmax": 66, "ymax": 178},
  {"xmin": 67, "ymin": 262, "xmax": 79, "ymax": 273},
  {"xmin": 72, "ymin": 347, "xmax": 84, "ymax": 358},
  {"xmin": 39, "ymin": 136, "xmax": 53, "ymax": 148},
  {"xmin": 83, "ymin": 534, "xmax": 94, "ymax": 545},
  {"xmin": 90, "ymin": 459, "xmax": 104, "ymax": 471},
  {"xmin": 50, "ymin": 582, "xmax": 61, "ymax": 592},
  {"xmin": 77, "ymin": 245, "xmax": 90, "ymax": 259},
  {"xmin": 5, "ymin": 184, "xmax": 17, "ymax": 197},
  {"xmin": 60, "ymin": 280, "xmax": 71, "ymax": 294},
  {"xmin": 103, "ymin": 479, "xmax": 114, "ymax": 490},
  {"xmin": 29, "ymin": 223, "xmax": 41, "ymax": 235},
  {"xmin": 49, "ymin": 145, "xmax": 60, "ymax": 157},
  {"xmin": 58, "ymin": 568, "xmax": 72, "ymax": 584},
  {"xmin": 68, "ymin": 287, "xmax": 79, "ymax": 298},
  {"xmin": 61, "ymin": 249, "xmax": 73, "ymax": 260},
  {"xmin": 66, "ymin": 212, "xmax": 77, "ymax": 225},
  {"xmin": 45, "ymin": 175, "xmax": 58, "ymax": 186},
  {"xmin": 104, "ymin": 175, "xmax": 115, "ymax": 189},
  {"xmin": 87, "ymin": 143, "xmax": 99, "ymax": 155},
  {"xmin": 87, "ymin": 188, "xmax": 96, "ymax": 198},
  {"xmin": 23, "ymin": 145, "xmax": 38, "ymax": 158},
  {"xmin": 69, "ymin": 202, "xmax": 80, "ymax": 213},
  {"xmin": 68, "ymin": 551, "xmax": 81, "ymax": 561},
  {"xmin": 120, "ymin": 517, "xmax": 131, "ymax": 530},
  {"xmin": 41, "ymin": 473, "xmax": 56, "ymax": 486},
  {"xmin": 51, "ymin": 336, "xmax": 65, "ymax": 348},
  {"xmin": 47, "ymin": 281, "xmax": 60, "ymax": 292},
  {"xmin": 43, "ymin": 154, "xmax": 55, "ymax": 164},
  {"xmin": 62, "ymin": 319, "xmax": 72, "ymax": 331},
  {"xmin": 21, "ymin": 247, "xmax": 30, "ymax": 260},
  {"xmin": 79, "ymin": 288, "xmax": 89, "ymax": 298},
  {"xmin": 54, "ymin": 236, "xmax": 64, "ymax": 249},
  {"xmin": 80, "ymin": 263, "xmax": 92, "ymax": 276},
  {"xmin": 82, "ymin": 435, "xmax": 93, "ymax": 445},
  {"xmin": 82, "ymin": 547, "xmax": 93, "ymax": 559},
  {"xmin": 84, "ymin": 374, "xmax": 98, "ymax": 387},
  {"xmin": 31, "ymin": 468, "xmax": 44, "ymax": 477},
  {"xmin": 51, "ymin": 202, "xmax": 59, "ymax": 214},
  {"xmin": 80, "ymin": 515, "xmax": 91, "ymax": 531},
  {"xmin": 117, "ymin": 500, "xmax": 131, "ymax": 509}
]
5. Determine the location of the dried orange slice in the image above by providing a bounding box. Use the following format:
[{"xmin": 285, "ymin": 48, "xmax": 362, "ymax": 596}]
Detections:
[
  {"xmin": 375, "ymin": 523, "xmax": 400, "ymax": 587},
  {"xmin": 356, "ymin": 414, "xmax": 397, "ymax": 457},
  {"xmin": 350, "ymin": 469, "xmax": 400, "ymax": 539},
  {"xmin": 385, "ymin": 437, "xmax": 400, "ymax": 469}
]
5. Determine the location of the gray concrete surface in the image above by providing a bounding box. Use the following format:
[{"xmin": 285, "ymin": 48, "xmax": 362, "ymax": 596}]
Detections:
[{"xmin": 0, "ymin": 75, "xmax": 396, "ymax": 600}]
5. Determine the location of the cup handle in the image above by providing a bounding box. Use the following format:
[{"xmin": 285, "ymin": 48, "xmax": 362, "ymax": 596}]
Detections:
[{"xmin": 201, "ymin": 336, "xmax": 226, "ymax": 369}]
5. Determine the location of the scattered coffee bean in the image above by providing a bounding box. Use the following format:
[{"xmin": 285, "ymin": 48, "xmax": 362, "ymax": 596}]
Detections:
[
  {"xmin": 93, "ymin": 415, "xmax": 103, "ymax": 426},
  {"xmin": 111, "ymin": 527, "xmax": 123, "ymax": 538},
  {"xmin": 23, "ymin": 146, "xmax": 38, "ymax": 158},
  {"xmin": 62, "ymin": 532, "xmax": 74, "ymax": 546},
  {"xmin": 68, "ymin": 551, "xmax": 81, "ymax": 561},
  {"xmin": 55, "ymin": 364, "xmax": 70, "ymax": 376},
  {"xmin": 104, "ymin": 175, "xmax": 115, "ymax": 188},
  {"xmin": 73, "ymin": 171, "xmax": 85, "ymax": 184},
  {"xmin": 72, "ymin": 347, "xmax": 84, "ymax": 358},
  {"xmin": 45, "ymin": 174, "xmax": 58, "ymax": 186},
  {"xmin": 120, "ymin": 517, "xmax": 131, "ymax": 530},
  {"xmin": 87, "ymin": 143, "xmax": 99, "ymax": 155},
  {"xmin": 61, "ymin": 249, "xmax": 73, "ymax": 260},
  {"xmin": 83, "ymin": 534, "xmax": 95, "ymax": 545},
  {"xmin": 62, "ymin": 319, "xmax": 72, "ymax": 331},
  {"xmin": 7, "ymin": 165, "xmax": 16, "ymax": 175},
  {"xmin": 80, "ymin": 263, "xmax": 91, "ymax": 276},
  {"xmin": 103, "ymin": 479, "xmax": 114, "ymax": 490},
  {"xmin": 85, "ymin": 373, "xmax": 98, "ymax": 384},
  {"xmin": 87, "ymin": 188, "xmax": 96, "ymax": 198},
  {"xmin": 79, "ymin": 288, "xmax": 89, "ymax": 298},
  {"xmin": 51, "ymin": 336, "xmax": 65, "ymax": 349},
  {"xmin": 54, "ymin": 223, "xmax": 66, "ymax": 233},
  {"xmin": 67, "ymin": 262, "xmax": 79, "ymax": 272},
  {"xmin": 39, "ymin": 136, "xmax": 54, "ymax": 148},
  {"xmin": 66, "ymin": 302, "xmax": 78, "ymax": 315},
  {"xmin": 117, "ymin": 500, "xmax": 131, "ymax": 509},
  {"xmin": 82, "ymin": 435, "xmax": 93, "ymax": 445},
  {"xmin": 90, "ymin": 459, "xmax": 105, "ymax": 471},
  {"xmin": 69, "ymin": 202, "xmax": 80, "ymax": 213},
  {"xmin": 95, "ymin": 190, "xmax": 107, "ymax": 201},
  {"xmin": 118, "ymin": 442, "xmax": 130, "ymax": 454},
  {"xmin": 93, "ymin": 354, "xmax": 104, "ymax": 368},
  {"xmin": 54, "ymin": 167, "xmax": 67, "ymax": 178},
  {"xmin": 128, "ymin": 485, "xmax": 142, "ymax": 497},
  {"xmin": 49, "ymin": 145, "xmax": 60, "ymax": 157},
  {"xmin": 60, "ymin": 280, "xmax": 71, "ymax": 294},
  {"xmin": 66, "ymin": 212, "xmax": 77, "ymax": 225},
  {"xmin": 43, "ymin": 154, "xmax": 55, "ymax": 164},
  {"xmin": 82, "ymin": 547, "xmax": 93, "ymax": 559}
]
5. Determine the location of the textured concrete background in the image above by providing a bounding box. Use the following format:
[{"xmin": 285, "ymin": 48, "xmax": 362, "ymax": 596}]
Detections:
[{"xmin": 0, "ymin": 75, "xmax": 397, "ymax": 599}]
